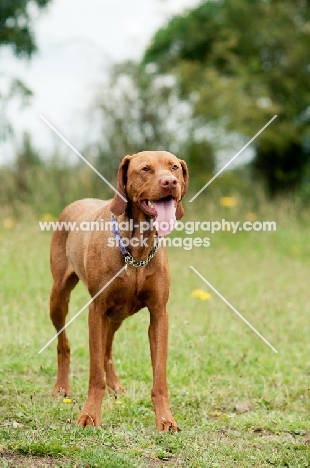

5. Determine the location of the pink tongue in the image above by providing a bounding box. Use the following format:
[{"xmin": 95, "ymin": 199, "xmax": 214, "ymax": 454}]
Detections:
[{"xmin": 153, "ymin": 199, "xmax": 177, "ymax": 236}]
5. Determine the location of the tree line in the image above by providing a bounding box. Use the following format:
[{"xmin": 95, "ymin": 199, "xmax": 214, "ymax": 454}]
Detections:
[{"xmin": 1, "ymin": 0, "xmax": 310, "ymax": 212}]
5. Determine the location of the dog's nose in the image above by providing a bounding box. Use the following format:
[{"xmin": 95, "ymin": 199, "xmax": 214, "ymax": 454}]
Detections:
[{"xmin": 160, "ymin": 176, "xmax": 178, "ymax": 190}]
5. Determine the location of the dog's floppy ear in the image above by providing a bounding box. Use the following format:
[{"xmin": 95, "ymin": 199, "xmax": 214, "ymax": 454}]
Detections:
[
  {"xmin": 176, "ymin": 159, "xmax": 189, "ymax": 220},
  {"xmin": 110, "ymin": 155, "xmax": 132, "ymax": 216}
]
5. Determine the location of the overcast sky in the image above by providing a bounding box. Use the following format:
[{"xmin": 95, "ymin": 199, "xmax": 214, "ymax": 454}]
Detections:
[{"xmin": 0, "ymin": 0, "xmax": 200, "ymax": 163}]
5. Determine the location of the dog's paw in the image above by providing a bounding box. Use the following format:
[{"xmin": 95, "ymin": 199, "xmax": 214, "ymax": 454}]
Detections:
[
  {"xmin": 156, "ymin": 414, "xmax": 181, "ymax": 432},
  {"xmin": 52, "ymin": 384, "xmax": 70, "ymax": 397},
  {"xmin": 77, "ymin": 410, "xmax": 100, "ymax": 428},
  {"xmin": 107, "ymin": 384, "xmax": 126, "ymax": 398}
]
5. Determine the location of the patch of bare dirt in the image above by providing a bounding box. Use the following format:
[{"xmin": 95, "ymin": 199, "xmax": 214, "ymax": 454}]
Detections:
[{"xmin": 0, "ymin": 453, "xmax": 70, "ymax": 467}]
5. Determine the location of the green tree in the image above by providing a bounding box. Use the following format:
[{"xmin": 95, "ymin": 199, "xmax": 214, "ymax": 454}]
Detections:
[
  {"xmin": 143, "ymin": 0, "xmax": 310, "ymax": 195},
  {"xmin": 0, "ymin": 0, "xmax": 52, "ymax": 139},
  {"xmin": 0, "ymin": 0, "xmax": 51, "ymax": 57},
  {"xmin": 15, "ymin": 131, "xmax": 42, "ymax": 194},
  {"xmin": 91, "ymin": 60, "xmax": 215, "ymax": 181}
]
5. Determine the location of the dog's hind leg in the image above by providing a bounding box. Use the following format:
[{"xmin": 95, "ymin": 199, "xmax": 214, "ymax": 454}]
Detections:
[
  {"xmin": 50, "ymin": 231, "xmax": 79, "ymax": 396},
  {"xmin": 104, "ymin": 320, "xmax": 125, "ymax": 395},
  {"xmin": 50, "ymin": 271, "xmax": 79, "ymax": 396}
]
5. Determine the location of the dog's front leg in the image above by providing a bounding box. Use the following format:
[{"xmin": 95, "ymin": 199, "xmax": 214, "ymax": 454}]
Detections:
[
  {"xmin": 148, "ymin": 308, "xmax": 180, "ymax": 431},
  {"xmin": 77, "ymin": 301, "xmax": 108, "ymax": 427}
]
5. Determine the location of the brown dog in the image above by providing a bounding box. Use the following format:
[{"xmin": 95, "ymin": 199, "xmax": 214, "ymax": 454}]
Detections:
[{"xmin": 49, "ymin": 151, "xmax": 188, "ymax": 431}]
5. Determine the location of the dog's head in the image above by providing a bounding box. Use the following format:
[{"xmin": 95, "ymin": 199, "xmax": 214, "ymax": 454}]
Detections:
[{"xmin": 110, "ymin": 151, "xmax": 189, "ymax": 235}]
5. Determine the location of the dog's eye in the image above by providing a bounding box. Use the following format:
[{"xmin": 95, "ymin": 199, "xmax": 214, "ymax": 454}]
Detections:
[
  {"xmin": 141, "ymin": 167, "xmax": 150, "ymax": 172},
  {"xmin": 172, "ymin": 164, "xmax": 179, "ymax": 170}
]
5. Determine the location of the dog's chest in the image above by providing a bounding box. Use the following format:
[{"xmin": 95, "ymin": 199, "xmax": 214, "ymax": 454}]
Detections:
[{"xmin": 106, "ymin": 268, "xmax": 154, "ymax": 320}]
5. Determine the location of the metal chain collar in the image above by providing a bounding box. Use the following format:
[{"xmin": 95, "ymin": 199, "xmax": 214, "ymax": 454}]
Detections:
[
  {"xmin": 111, "ymin": 214, "xmax": 161, "ymax": 268},
  {"xmin": 124, "ymin": 239, "xmax": 161, "ymax": 267}
]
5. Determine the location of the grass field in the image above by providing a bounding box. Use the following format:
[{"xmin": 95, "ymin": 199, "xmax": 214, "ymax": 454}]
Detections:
[{"xmin": 0, "ymin": 198, "xmax": 310, "ymax": 467}]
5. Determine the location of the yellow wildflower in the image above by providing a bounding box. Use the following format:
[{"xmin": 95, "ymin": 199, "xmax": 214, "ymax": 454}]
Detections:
[
  {"xmin": 62, "ymin": 398, "xmax": 72, "ymax": 403},
  {"xmin": 115, "ymin": 400, "xmax": 125, "ymax": 408},
  {"xmin": 220, "ymin": 197, "xmax": 237, "ymax": 207},
  {"xmin": 3, "ymin": 219, "xmax": 15, "ymax": 229},
  {"xmin": 191, "ymin": 289, "xmax": 211, "ymax": 301},
  {"xmin": 40, "ymin": 213, "xmax": 56, "ymax": 222},
  {"xmin": 246, "ymin": 212, "xmax": 256, "ymax": 222}
]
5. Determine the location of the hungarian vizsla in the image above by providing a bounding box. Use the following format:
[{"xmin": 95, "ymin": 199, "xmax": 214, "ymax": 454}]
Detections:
[{"xmin": 49, "ymin": 151, "xmax": 188, "ymax": 431}]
